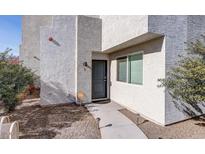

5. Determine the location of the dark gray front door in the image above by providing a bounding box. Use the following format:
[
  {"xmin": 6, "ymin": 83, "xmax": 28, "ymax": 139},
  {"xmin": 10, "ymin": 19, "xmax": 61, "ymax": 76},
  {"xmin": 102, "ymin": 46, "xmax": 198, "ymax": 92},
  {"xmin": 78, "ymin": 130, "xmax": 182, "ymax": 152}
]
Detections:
[{"xmin": 92, "ymin": 60, "xmax": 107, "ymax": 99}]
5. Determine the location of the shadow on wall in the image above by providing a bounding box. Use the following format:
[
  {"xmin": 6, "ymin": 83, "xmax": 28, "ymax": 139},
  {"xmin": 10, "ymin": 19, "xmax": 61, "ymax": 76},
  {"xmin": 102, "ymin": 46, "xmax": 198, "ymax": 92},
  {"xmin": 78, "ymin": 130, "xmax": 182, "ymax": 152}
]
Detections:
[
  {"xmin": 172, "ymin": 98, "xmax": 205, "ymax": 117},
  {"xmin": 142, "ymin": 36, "xmax": 164, "ymax": 55},
  {"xmin": 40, "ymin": 81, "xmax": 76, "ymax": 105},
  {"xmin": 109, "ymin": 36, "xmax": 164, "ymax": 60},
  {"xmin": 40, "ymin": 81, "xmax": 89, "ymax": 105},
  {"xmin": 165, "ymin": 93, "xmax": 205, "ymax": 126},
  {"xmin": 33, "ymin": 74, "xmax": 40, "ymax": 87}
]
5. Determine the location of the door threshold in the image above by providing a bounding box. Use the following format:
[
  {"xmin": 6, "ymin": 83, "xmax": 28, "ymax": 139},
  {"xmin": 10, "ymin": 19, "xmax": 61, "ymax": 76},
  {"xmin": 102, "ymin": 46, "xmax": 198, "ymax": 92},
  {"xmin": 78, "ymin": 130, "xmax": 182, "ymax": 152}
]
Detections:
[{"xmin": 92, "ymin": 98, "xmax": 110, "ymax": 103}]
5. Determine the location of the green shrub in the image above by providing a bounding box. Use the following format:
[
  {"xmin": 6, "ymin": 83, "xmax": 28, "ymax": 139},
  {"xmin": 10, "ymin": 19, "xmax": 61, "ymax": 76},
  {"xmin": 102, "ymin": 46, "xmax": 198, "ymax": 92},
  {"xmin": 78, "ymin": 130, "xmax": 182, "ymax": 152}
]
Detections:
[
  {"xmin": 159, "ymin": 35, "xmax": 205, "ymax": 105},
  {"xmin": 0, "ymin": 49, "xmax": 35, "ymax": 111}
]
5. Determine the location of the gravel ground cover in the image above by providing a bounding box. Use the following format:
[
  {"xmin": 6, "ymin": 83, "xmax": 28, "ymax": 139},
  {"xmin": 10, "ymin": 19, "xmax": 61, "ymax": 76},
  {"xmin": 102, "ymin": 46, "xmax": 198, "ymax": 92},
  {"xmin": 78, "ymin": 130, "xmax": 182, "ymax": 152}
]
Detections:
[
  {"xmin": 120, "ymin": 108, "xmax": 205, "ymax": 139},
  {"xmin": 1, "ymin": 103, "xmax": 101, "ymax": 139}
]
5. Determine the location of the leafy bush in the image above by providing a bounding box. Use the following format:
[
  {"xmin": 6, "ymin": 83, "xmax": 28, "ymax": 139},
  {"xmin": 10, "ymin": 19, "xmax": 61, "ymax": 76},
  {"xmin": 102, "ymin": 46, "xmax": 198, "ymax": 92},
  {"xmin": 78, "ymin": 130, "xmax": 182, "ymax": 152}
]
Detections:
[
  {"xmin": 159, "ymin": 35, "xmax": 205, "ymax": 105},
  {"xmin": 0, "ymin": 49, "xmax": 35, "ymax": 111}
]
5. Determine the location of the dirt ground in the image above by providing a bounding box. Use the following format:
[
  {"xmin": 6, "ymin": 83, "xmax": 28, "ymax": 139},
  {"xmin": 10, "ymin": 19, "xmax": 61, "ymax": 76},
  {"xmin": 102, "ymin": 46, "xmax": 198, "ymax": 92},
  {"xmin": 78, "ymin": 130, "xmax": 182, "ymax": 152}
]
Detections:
[
  {"xmin": 1, "ymin": 103, "xmax": 101, "ymax": 139},
  {"xmin": 120, "ymin": 109, "xmax": 205, "ymax": 139}
]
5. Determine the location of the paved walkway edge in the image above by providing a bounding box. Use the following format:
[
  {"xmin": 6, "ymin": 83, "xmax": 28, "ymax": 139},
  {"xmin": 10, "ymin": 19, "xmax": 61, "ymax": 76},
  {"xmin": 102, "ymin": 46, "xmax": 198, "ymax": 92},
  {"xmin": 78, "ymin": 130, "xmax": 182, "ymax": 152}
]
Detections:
[{"xmin": 86, "ymin": 102, "xmax": 147, "ymax": 139}]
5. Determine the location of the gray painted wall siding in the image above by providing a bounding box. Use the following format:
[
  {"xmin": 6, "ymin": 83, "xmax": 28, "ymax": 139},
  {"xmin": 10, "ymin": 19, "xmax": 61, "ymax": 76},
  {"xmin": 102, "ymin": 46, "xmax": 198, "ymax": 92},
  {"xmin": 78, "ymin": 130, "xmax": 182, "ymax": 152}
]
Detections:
[
  {"xmin": 77, "ymin": 16, "xmax": 102, "ymax": 103},
  {"xmin": 149, "ymin": 15, "xmax": 205, "ymax": 125},
  {"xmin": 40, "ymin": 16, "xmax": 77, "ymax": 105},
  {"xmin": 20, "ymin": 15, "xmax": 52, "ymax": 76},
  {"xmin": 187, "ymin": 16, "xmax": 205, "ymax": 42},
  {"xmin": 39, "ymin": 15, "xmax": 102, "ymax": 105}
]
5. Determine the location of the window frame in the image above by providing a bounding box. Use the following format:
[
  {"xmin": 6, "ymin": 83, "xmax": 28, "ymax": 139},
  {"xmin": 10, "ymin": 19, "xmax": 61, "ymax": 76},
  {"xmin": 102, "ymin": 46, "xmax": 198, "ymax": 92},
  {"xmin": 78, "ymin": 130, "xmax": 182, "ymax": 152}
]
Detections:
[
  {"xmin": 116, "ymin": 51, "xmax": 143, "ymax": 85},
  {"xmin": 117, "ymin": 56, "xmax": 127, "ymax": 82}
]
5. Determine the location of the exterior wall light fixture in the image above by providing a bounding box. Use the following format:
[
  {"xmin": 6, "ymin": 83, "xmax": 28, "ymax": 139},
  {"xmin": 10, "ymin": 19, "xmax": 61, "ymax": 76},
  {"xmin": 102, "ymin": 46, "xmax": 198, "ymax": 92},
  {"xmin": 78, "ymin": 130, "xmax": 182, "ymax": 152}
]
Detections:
[
  {"xmin": 48, "ymin": 37, "xmax": 61, "ymax": 46},
  {"xmin": 48, "ymin": 37, "xmax": 53, "ymax": 42},
  {"xmin": 83, "ymin": 62, "xmax": 91, "ymax": 70},
  {"xmin": 83, "ymin": 62, "xmax": 88, "ymax": 67}
]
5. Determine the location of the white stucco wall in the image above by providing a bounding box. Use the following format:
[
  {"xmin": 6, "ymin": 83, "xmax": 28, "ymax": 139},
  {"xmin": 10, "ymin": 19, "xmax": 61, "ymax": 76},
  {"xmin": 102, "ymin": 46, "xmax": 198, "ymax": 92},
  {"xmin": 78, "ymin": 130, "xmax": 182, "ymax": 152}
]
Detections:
[
  {"xmin": 101, "ymin": 15, "xmax": 148, "ymax": 51},
  {"xmin": 109, "ymin": 37, "xmax": 166, "ymax": 125}
]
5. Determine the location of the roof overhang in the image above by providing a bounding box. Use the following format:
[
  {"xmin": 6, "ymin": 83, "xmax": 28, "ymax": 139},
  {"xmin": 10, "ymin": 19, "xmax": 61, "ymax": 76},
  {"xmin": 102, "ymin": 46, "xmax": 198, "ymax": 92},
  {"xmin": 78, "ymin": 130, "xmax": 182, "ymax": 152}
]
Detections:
[{"xmin": 101, "ymin": 32, "xmax": 164, "ymax": 54}]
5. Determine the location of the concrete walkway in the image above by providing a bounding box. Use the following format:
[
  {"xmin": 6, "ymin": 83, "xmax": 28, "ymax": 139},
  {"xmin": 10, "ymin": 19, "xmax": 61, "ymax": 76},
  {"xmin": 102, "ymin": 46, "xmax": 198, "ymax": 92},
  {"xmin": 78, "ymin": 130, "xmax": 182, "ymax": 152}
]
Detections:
[{"xmin": 86, "ymin": 102, "xmax": 147, "ymax": 139}]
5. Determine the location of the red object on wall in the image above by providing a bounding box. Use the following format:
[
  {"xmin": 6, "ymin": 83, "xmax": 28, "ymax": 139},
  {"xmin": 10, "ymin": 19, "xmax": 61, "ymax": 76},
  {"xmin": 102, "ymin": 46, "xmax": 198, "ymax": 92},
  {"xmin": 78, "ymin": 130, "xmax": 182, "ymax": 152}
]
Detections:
[{"xmin": 48, "ymin": 37, "xmax": 53, "ymax": 41}]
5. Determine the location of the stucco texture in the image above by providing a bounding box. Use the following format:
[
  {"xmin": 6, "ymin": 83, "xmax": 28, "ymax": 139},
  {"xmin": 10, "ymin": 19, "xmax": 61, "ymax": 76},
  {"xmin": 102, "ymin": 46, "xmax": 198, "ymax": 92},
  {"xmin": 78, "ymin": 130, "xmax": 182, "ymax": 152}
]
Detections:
[
  {"xmin": 20, "ymin": 16, "xmax": 52, "ymax": 76},
  {"xmin": 20, "ymin": 15, "xmax": 205, "ymax": 126},
  {"xmin": 149, "ymin": 15, "xmax": 205, "ymax": 125},
  {"xmin": 40, "ymin": 16, "xmax": 77, "ymax": 105},
  {"xmin": 39, "ymin": 15, "xmax": 102, "ymax": 105},
  {"xmin": 109, "ymin": 37, "xmax": 166, "ymax": 125},
  {"xmin": 101, "ymin": 15, "xmax": 148, "ymax": 51},
  {"xmin": 76, "ymin": 16, "xmax": 102, "ymax": 103}
]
